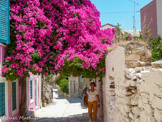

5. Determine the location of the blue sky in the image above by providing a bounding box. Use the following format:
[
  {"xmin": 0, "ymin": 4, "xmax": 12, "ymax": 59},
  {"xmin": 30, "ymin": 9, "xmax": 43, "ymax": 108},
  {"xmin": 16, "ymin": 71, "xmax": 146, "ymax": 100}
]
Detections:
[{"xmin": 90, "ymin": 0, "xmax": 152, "ymax": 30}]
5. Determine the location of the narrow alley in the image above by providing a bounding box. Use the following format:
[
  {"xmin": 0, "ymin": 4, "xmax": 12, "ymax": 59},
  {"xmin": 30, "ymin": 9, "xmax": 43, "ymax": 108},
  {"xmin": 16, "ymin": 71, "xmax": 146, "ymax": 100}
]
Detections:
[{"xmin": 29, "ymin": 88, "xmax": 89, "ymax": 122}]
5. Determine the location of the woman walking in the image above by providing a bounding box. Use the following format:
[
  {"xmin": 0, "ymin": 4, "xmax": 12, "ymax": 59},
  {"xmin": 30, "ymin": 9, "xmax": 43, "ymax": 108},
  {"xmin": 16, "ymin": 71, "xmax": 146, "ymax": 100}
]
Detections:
[{"xmin": 85, "ymin": 81, "xmax": 100, "ymax": 122}]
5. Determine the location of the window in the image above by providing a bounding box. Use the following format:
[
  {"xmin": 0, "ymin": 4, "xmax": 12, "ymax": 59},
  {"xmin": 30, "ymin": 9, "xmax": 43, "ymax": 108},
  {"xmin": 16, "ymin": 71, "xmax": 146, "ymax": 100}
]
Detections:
[
  {"xmin": 11, "ymin": 80, "xmax": 18, "ymax": 116},
  {"xmin": 0, "ymin": 78, "xmax": 8, "ymax": 121},
  {"xmin": 12, "ymin": 82, "xmax": 16, "ymax": 110},
  {"xmin": 35, "ymin": 80, "xmax": 37, "ymax": 106},
  {"xmin": 30, "ymin": 80, "xmax": 33, "ymax": 100},
  {"xmin": 0, "ymin": 0, "xmax": 10, "ymax": 44},
  {"xmin": 0, "ymin": 83, "xmax": 5, "ymax": 117}
]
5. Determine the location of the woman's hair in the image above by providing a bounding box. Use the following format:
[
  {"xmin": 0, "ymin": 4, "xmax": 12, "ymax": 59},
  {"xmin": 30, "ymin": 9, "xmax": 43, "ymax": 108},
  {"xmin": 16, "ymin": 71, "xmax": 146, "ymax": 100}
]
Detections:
[{"xmin": 90, "ymin": 82, "xmax": 96, "ymax": 87}]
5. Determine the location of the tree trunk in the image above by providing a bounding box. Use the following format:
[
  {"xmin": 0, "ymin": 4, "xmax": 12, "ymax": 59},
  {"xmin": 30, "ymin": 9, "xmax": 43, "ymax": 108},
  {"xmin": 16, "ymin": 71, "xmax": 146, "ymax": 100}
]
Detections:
[
  {"xmin": 99, "ymin": 77, "xmax": 104, "ymax": 122},
  {"xmin": 19, "ymin": 75, "xmax": 28, "ymax": 122}
]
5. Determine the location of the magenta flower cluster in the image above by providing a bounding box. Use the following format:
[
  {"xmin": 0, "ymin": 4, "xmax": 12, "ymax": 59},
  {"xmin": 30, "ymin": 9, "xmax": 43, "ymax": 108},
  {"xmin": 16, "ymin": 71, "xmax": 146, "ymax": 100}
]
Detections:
[
  {"xmin": 2, "ymin": 0, "xmax": 115, "ymax": 78},
  {"xmin": 128, "ymin": 34, "xmax": 133, "ymax": 38}
]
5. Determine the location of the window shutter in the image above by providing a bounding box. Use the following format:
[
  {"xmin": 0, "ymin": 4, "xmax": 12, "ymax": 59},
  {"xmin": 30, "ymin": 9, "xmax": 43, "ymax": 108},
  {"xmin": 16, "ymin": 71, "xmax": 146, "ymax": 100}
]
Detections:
[
  {"xmin": 12, "ymin": 82, "xmax": 16, "ymax": 110},
  {"xmin": 0, "ymin": 83, "xmax": 5, "ymax": 117},
  {"xmin": 35, "ymin": 80, "xmax": 37, "ymax": 106},
  {"xmin": 0, "ymin": 0, "xmax": 10, "ymax": 44},
  {"xmin": 30, "ymin": 80, "xmax": 33, "ymax": 99}
]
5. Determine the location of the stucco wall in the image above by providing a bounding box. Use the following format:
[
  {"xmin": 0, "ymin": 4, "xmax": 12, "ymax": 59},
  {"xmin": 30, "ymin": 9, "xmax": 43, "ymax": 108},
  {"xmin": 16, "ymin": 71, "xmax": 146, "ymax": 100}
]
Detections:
[
  {"xmin": 104, "ymin": 46, "xmax": 126, "ymax": 122},
  {"xmin": 156, "ymin": 0, "xmax": 162, "ymax": 36},
  {"xmin": 140, "ymin": 0, "xmax": 157, "ymax": 38},
  {"xmin": 104, "ymin": 41, "xmax": 162, "ymax": 122},
  {"xmin": 68, "ymin": 76, "xmax": 79, "ymax": 97},
  {"xmin": 69, "ymin": 76, "xmax": 92, "ymax": 97}
]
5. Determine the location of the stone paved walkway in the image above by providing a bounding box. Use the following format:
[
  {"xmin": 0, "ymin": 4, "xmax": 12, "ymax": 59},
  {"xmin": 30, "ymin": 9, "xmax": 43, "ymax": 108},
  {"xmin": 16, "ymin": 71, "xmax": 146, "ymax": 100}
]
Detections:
[{"xmin": 29, "ymin": 88, "xmax": 90, "ymax": 122}]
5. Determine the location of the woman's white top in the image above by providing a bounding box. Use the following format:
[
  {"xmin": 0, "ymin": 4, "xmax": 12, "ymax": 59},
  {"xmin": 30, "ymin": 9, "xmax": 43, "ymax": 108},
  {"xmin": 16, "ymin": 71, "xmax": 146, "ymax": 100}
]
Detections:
[{"xmin": 87, "ymin": 89, "xmax": 99, "ymax": 102}]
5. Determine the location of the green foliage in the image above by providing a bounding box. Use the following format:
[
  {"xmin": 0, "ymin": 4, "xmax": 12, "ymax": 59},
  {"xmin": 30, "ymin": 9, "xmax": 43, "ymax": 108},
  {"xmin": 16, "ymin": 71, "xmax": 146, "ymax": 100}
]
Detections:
[
  {"xmin": 62, "ymin": 56, "xmax": 83, "ymax": 77},
  {"xmin": 133, "ymin": 36, "xmax": 140, "ymax": 41},
  {"xmin": 55, "ymin": 74, "xmax": 68, "ymax": 85},
  {"xmin": 61, "ymin": 56, "xmax": 106, "ymax": 79},
  {"xmin": 31, "ymin": 50, "xmax": 41, "ymax": 63},
  {"xmin": 115, "ymin": 23, "xmax": 122, "ymax": 41},
  {"xmin": 55, "ymin": 74, "xmax": 69, "ymax": 94},
  {"xmin": 5, "ymin": 68, "xmax": 19, "ymax": 81},
  {"xmin": 59, "ymin": 79, "xmax": 69, "ymax": 94},
  {"xmin": 149, "ymin": 36, "xmax": 162, "ymax": 62},
  {"xmin": 146, "ymin": 29, "xmax": 150, "ymax": 35},
  {"xmin": 115, "ymin": 23, "xmax": 133, "ymax": 41},
  {"xmin": 45, "ymin": 74, "xmax": 54, "ymax": 83}
]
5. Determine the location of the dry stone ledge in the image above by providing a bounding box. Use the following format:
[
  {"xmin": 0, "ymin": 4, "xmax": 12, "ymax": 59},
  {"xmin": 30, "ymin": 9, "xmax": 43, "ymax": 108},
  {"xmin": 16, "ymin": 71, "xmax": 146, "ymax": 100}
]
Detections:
[
  {"xmin": 152, "ymin": 59, "xmax": 162, "ymax": 68},
  {"xmin": 125, "ymin": 60, "xmax": 151, "ymax": 68},
  {"xmin": 125, "ymin": 41, "xmax": 151, "ymax": 68}
]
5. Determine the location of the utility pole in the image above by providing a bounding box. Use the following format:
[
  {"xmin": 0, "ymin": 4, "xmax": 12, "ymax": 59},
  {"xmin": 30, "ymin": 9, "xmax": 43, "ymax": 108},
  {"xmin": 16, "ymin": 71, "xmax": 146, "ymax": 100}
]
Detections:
[{"xmin": 129, "ymin": 0, "xmax": 139, "ymax": 35}]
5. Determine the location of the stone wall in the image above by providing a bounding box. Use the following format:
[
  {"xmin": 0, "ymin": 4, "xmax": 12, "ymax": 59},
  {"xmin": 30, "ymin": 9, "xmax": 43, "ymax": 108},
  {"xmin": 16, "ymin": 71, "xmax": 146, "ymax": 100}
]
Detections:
[
  {"xmin": 96, "ymin": 77, "xmax": 105, "ymax": 122},
  {"xmin": 42, "ymin": 82, "xmax": 53, "ymax": 106},
  {"xmin": 104, "ymin": 41, "xmax": 162, "ymax": 122}
]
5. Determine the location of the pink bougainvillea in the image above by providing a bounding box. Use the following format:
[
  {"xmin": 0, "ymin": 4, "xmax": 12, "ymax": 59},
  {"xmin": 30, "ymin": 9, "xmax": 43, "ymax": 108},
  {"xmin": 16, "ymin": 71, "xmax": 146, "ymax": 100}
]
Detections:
[
  {"xmin": 128, "ymin": 34, "xmax": 133, "ymax": 38},
  {"xmin": 3, "ymin": 0, "xmax": 115, "ymax": 80}
]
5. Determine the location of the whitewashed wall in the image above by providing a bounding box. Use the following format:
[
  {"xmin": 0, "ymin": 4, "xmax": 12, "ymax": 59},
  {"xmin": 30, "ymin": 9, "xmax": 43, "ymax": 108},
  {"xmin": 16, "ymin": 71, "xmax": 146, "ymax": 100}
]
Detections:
[
  {"xmin": 104, "ymin": 46, "xmax": 126, "ymax": 122},
  {"xmin": 68, "ymin": 76, "xmax": 79, "ymax": 97}
]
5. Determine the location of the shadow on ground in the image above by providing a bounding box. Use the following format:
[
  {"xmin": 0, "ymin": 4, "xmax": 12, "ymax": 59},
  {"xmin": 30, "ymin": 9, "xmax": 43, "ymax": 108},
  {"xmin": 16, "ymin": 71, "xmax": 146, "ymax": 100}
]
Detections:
[
  {"xmin": 29, "ymin": 113, "xmax": 89, "ymax": 122},
  {"xmin": 29, "ymin": 88, "xmax": 92, "ymax": 122},
  {"xmin": 53, "ymin": 88, "xmax": 86, "ymax": 109}
]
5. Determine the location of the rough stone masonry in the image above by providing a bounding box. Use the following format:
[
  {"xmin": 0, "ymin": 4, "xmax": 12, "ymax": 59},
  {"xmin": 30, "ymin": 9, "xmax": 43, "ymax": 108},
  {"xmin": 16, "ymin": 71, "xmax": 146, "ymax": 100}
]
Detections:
[{"xmin": 103, "ymin": 41, "xmax": 162, "ymax": 122}]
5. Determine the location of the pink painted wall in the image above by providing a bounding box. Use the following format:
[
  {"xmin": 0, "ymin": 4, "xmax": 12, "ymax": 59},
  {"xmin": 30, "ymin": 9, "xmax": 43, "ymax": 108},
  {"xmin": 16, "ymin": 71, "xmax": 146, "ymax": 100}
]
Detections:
[
  {"xmin": 2, "ymin": 81, "xmax": 22, "ymax": 122},
  {"xmin": 27, "ymin": 73, "xmax": 40, "ymax": 111},
  {"xmin": 7, "ymin": 98, "xmax": 20, "ymax": 122},
  {"xmin": 5, "ymin": 81, "xmax": 22, "ymax": 122},
  {"xmin": 0, "ymin": 44, "xmax": 20, "ymax": 122},
  {"xmin": 140, "ymin": 0, "xmax": 157, "ymax": 38},
  {"xmin": 0, "ymin": 44, "xmax": 6, "ymax": 76},
  {"xmin": 4, "ymin": 74, "xmax": 41, "ymax": 122},
  {"xmin": 0, "ymin": 44, "xmax": 41, "ymax": 122}
]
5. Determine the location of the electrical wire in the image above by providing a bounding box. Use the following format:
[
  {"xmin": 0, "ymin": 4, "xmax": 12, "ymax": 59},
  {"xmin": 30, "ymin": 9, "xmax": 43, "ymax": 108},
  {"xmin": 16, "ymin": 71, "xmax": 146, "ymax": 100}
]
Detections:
[
  {"xmin": 128, "ymin": 0, "xmax": 139, "ymax": 5},
  {"xmin": 101, "ymin": 11, "xmax": 140, "ymax": 14}
]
